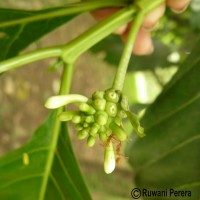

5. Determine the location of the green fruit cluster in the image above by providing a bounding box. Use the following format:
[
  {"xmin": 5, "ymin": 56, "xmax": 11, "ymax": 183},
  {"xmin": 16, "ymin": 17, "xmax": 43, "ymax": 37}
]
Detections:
[
  {"xmin": 57, "ymin": 88, "xmax": 144, "ymax": 174},
  {"xmin": 59, "ymin": 88, "xmax": 129, "ymax": 147}
]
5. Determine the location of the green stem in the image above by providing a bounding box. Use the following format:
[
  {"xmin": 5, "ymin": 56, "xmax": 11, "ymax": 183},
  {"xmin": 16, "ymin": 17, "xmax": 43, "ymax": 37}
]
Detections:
[
  {"xmin": 0, "ymin": 47, "xmax": 61, "ymax": 73},
  {"xmin": 0, "ymin": 0, "xmax": 165, "ymax": 73},
  {"xmin": 0, "ymin": 0, "xmax": 129, "ymax": 28},
  {"xmin": 40, "ymin": 62, "xmax": 74, "ymax": 200},
  {"xmin": 136, "ymin": 0, "xmax": 165, "ymax": 14},
  {"xmin": 0, "ymin": 5, "xmax": 136, "ymax": 73},
  {"xmin": 112, "ymin": 12, "xmax": 144, "ymax": 91},
  {"xmin": 59, "ymin": 62, "xmax": 74, "ymax": 94},
  {"xmin": 62, "ymin": 5, "xmax": 137, "ymax": 62}
]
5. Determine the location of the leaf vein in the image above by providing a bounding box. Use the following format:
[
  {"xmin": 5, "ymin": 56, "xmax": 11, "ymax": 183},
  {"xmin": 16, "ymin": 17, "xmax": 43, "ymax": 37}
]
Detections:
[
  {"xmin": 3, "ymin": 24, "xmax": 25, "ymax": 59},
  {"xmin": 50, "ymin": 174, "xmax": 66, "ymax": 200},
  {"xmin": 0, "ymin": 173, "xmax": 43, "ymax": 189},
  {"xmin": 137, "ymin": 135, "xmax": 200, "ymax": 172},
  {"xmin": 55, "ymin": 150, "xmax": 83, "ymax": 198},
  {"xmin": 146, "ymin": 92, "xmax": 200, "ymax": 131}
]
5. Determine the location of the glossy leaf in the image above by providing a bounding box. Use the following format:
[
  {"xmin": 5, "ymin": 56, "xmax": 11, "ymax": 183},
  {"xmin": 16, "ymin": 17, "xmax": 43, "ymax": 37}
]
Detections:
[
  {"xmin": 128, "ymin": 38, "xmax": 200, "ymax": 199},
  {"xmin": 0, "ymin": 111, "xmax": 91, "ymax": 200},
  {"xmin": 0, "ymin": 7, "xmax": 77, "ymax": 61}
]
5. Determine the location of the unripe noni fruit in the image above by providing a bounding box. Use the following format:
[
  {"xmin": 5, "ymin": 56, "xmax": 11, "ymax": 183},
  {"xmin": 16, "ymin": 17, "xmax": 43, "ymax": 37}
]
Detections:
[
  {"xmin": 90, "ymin": 123, "xmax": 100, "ymax": 136},
  {"xmin": 105, "ymin": 102, "xmax": 117, "ymax": 117},
  {"xmin": 95, "ymin": 111, "xmax": 108, "ymax": 126},
  {"xmin": 79, "ymin": 102, "xmax": 95, "ymax": 114},
  {"xmin": 104, "ymin": 88, "xmax": 120, "ymax": 103},
  {"xmin": 87, "ymin": 136, "xmax": 96, "ymax": 147},
  {"xmin": 99, "ymin": 131, "xmax": 108, "ymax": 142},
  {"xmin": 92, "ymin": 91, "xmax": 105, "ymax": 99},
  {"xmin": 93, "ymin": 98, "xmax": 106, "ymax": 111},
  {"xmin": 77, "ymin": 129, "xmax": 89, "ymax": 140}
]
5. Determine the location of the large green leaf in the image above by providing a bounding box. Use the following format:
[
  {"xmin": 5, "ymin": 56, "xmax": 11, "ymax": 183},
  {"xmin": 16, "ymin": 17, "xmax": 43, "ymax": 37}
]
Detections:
[
  {"xmin": 0, "ymin": 111, "xmax": 91, "ymax": 200},
  {"xmin": 0, "ymin": 7, "xmax": 77, "ymax": 61},
  {"xmin": 127, "ymin": 38, "xmax": 200, "ymax": 199}
]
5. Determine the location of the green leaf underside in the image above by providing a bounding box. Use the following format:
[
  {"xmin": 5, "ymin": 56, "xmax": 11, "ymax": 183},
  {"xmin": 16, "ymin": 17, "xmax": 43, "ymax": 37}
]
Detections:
[
  {"xmin": 0, "ymin": 7, "xmax": 77, "ymax": 61},
  {"xmin": 0, "ymin": 111, "xmax": 91, "ymax": 200},
  {"xmin": 128, "ymin": 39, "xmax": 200, "ymax": 199}
]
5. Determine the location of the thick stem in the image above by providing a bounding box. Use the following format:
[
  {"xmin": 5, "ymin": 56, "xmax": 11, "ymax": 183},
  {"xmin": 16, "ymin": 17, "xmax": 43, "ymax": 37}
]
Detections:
[
  {"xmin": 0, "ymin": 6, "xmax": 136, "ymax": 73},
  {"xmin": 39, "ymin": 62, "xmax": 74, "ymax": 200},
  {"xmin": 0, "ymin": 47, "xmax": 61, "ymax": 74},
  {"xmin": 0, "ymin": 0, "xmax": 165, "ymax": 73},
  {"xmin": 112, "ymin": 12, "xmax": 144, "ymax": 91},
  {"xmin": 62, "ymin": 5, "xmax": 136, "ymax": 62},
  {"xmin": 59, "ymin": 62, "xmax": 74, "ymax": 95}
]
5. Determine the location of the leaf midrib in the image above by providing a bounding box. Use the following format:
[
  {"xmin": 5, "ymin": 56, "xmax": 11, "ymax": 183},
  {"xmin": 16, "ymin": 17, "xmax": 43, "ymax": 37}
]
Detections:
[{"xmin": 39, "ymin": 110, "xmax": 62, "ymax": 200}]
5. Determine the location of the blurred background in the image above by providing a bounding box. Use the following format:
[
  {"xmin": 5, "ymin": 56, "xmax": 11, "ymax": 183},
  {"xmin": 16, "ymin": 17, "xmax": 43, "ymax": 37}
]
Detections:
[{"xmin": 0, "ymin": 0, "xmax": 199, "ymax": 199}]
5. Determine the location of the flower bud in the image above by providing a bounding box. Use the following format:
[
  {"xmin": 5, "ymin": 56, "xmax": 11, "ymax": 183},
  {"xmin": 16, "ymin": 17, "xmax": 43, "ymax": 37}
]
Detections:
[
  {"xmin": 109, "ymin": 122, "xmax": 127, "ymax": 141},
  {"xmin": 95, "ymin": 111, "xmax": 108, "ymax": 126},
  {"xmin": 105, "ymin": 102, "xmax": 117, "ymax": 117},
  {"xmin": 85, "ymin": 115, "xmax": 94, "ymax": 123},
  {"xmin": 87, "ymin": 136, "xmax": 96, "ymax": 147},
  {"xmin": 104, "ymin": 142, "xmax": 115, "ymax": 174},
  {"xmin": 79, "ymin": 103, "xmax": 95, "ymax": 114},
  {"xmin": 72, "ymin": 115, "xmax": 82, "ymax": 124},
  {"xmin": 99, "ymin": 131, "xmax": 108, "ymax": 142},
  {"xmin": 77, "ymin": 129, "xmax": 89, "ymax": 140},
  {"xmin": 90, "ymin": 123, "xmax": 100, "ymax": 136},
  {"xmin": 75, "ymin": 124, "xmax": 83, "ymax": 131},
  {"xmin": 104, "ymin": 88, "xmax": 120, "ymax": 103},
  {"xmin": 59, "ymin": 111, "xmax": 78, "ymax": 121},
  {"xmin": 92, "ymin": 91, "xmax": 105, "ymax": 99},
  {"xmin": 93, "ymin": 99, "xmax": 106, "ymax": 111},
  {"xmin": 83, "ymin": 122, "xmax": 89, "ymax": 128}
]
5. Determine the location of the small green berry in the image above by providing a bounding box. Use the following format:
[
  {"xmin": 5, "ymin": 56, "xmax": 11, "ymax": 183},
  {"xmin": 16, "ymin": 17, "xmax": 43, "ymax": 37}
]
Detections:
[
  {"xmin": 59, "ymin": 111, "xmax": 74, "ymax": 121},
  {"xmin": 105, "ymin": 88, "xmax": 120, "ymax": 103},
  {"xmin": 72, "ymin": 115, "xmax": 82, "ymax": 124},
  {"xmin": 85, "ymin": 115, "xmax": 94, "ymax": 123},
  {"xmin": 75, "ymin": 124, "xmax": 83, "ymax": 131},
  {"xmin": 93, "ymin": 99, "xmax": 106, "ymax": 111},
  {"xmin": 90, "ymin": 123, "xmax": 100, "ymax": 136},
  {"xmin": 77, "ymin": 129, "xmax": 89, "ymax": 140},
  {"xmin": 105, "ymin": 102, "xmax": 117, "ymax": 117},
  {"xmin": 83, "ymin": 122, "xmax": 89, "ymax": 128},
  {"xmin": 87, "ymin": 136, "xmax": 96, "ymax": 147},
  {"xmin": 79, "ymin": 103, "xmax": 95, "ymax": 114},
  {"xmin": 95, "ymin": 111, "xmax": 108, "ymax": 126},
  {"xmin": 92, "ymin": 91, "xmax": 105, "ymax": 99},
  {"xmin": 99, "ymin": 131, "xmax": 108, "ymax": 142}
]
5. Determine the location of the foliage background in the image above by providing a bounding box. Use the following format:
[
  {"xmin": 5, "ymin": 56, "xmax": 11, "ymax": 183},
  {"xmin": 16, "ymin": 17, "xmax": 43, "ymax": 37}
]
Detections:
[{"xmin": 0, "ymin": 0, "xmax": 199, "ymax": 199}]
